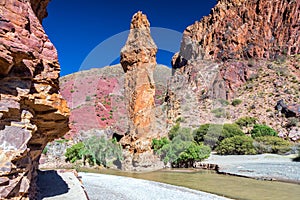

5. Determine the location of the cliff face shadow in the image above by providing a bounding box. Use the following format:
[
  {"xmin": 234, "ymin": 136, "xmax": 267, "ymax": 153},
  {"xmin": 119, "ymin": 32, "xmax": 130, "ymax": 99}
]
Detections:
[{"xmin": 37, "ymin": 170, "xmax": 69, "ymax": 199}]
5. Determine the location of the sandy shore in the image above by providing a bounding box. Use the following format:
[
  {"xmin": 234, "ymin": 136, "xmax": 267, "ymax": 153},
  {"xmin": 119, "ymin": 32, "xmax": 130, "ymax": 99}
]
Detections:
[{"xmin": 79, "ymin": 172, "xmax": 231, "ymax": 200}]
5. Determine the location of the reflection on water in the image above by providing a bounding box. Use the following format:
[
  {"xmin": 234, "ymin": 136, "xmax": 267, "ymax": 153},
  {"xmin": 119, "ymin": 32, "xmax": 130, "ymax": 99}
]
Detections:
[{"xmin": 79, "ymin": 168, "xmax": 300, "ymax": 200}]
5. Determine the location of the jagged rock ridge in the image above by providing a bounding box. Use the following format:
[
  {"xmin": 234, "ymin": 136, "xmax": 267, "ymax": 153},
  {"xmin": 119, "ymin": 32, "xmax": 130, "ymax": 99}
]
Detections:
[
  {"xmin": 167, "ymin": 0, "xmax": 300, "ymax": 135},
  {"xmin": 180, "ymin": 0, "xmax": 300, "ymax": 62},
  {"xmin": 0, "ymin": 0, "xmax": 69, "ymax": 199}
]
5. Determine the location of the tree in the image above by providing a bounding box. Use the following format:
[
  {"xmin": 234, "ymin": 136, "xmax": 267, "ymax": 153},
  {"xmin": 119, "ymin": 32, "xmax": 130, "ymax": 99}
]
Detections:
[
  {"xmin": 216, "ymin": 135, "xmax": 256, "ymax": 155},
  {"xmin": 250, "ymin": 124, "xmax": 277, "ymax": 138}
]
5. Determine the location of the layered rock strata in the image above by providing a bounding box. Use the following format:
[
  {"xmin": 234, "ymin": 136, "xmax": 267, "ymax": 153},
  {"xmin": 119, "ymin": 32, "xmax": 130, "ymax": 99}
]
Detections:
[
  {"xmin": 167, "ymin": 0, "xmax": 300, "ymax": 126},
  {"xmin": 0, "ymin": 0, "xmax": 69, "ymax": 199}
]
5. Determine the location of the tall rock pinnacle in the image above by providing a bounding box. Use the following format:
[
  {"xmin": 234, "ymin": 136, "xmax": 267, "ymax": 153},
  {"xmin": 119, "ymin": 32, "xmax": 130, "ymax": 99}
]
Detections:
[{"xmin": 120, "ymin": 12, "xmax": 162, "ymax": 170}]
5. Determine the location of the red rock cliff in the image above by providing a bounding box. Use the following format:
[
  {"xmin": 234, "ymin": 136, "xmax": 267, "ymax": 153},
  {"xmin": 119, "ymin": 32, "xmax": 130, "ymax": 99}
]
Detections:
[
  {"xmin": 0, "ymin": 0, "xmax": 69, "ymax": 199},
  {"xmin": 167, "ymin": 0, "xmax": 300, "ymax": 126},
  {"xmin": 180, "ymin": 0, "xmax": 300, "ymax": 62}
]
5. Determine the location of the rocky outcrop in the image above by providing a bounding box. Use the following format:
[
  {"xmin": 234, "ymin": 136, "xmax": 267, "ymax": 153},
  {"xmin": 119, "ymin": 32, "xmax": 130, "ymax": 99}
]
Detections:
[
  {"xmin": 180, "ymin": 0, "xmax": 300, "ymax": 62},
  {"xmin": 276, "ymin": 99, "xmax": 300, "ymax": 118},
  {"xmin": 167, "ymin": 0, "xmax": 300, "ymax": 126},
  {"xmin": 0, "ymin": 0, "xmax": 69, "ymax": 199},
  {"xmin": 120, "ymin": 12, "xmax": 164, "ymax": 170}
]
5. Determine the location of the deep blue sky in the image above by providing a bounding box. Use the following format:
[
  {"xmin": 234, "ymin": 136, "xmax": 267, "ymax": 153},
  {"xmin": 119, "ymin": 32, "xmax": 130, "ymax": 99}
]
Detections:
[{"xmin": 43, "ymin": 0, "xmax": 217, "ymax": 76}]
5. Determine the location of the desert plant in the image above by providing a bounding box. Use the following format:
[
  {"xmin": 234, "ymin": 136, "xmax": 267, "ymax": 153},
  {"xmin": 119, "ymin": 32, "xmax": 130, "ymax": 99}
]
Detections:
[
  {"xmin": 253, "ymin": 136, "xmax": 291, "ymax": 154},
  {"xmin": 193, "ymin": 124, "xmax": 210, "ymax": 143},
  {"xmin": 211, "ymin": 108, "xmax": 228, "ymax": 118},
  {"xmin": 156, "ymin": 136, "xmax": 210, "ymax": 166},
  {"xmin": 218, "ymin": 99, "xmax": 230, "ymax": 106},
  {"xmin": 194, "ymin": 123, "xmax": 244, "ymax": 149},
  {"xmin": 231, "ymin": 99, "xmax": 242, "ymax": 106},
  {"xmin": 216, "ymin": 135, "xmax": 256, "ymax": 155},
  {"xmin": 65, "ymin": 137, "xmax": 123, "ymax": 167},
  {"xmin": 169, "ymin": 124, "xmax": 193, "ymax": 141},
  {"xmin": 84, "ymin": 136, "xmax": 123, "ymax": 167},
  {"xmin": 152, "ymin": 137, "xmax": 170, "ymax": 152},
  {"xmin": 65, "ymin": 142, "xmax": 86, "ymax": 163},
  {"xmin": 85, "ymin": 96, "xmax": 91, "ymax": 101},
  {"xmin": 250, "ymin": 124, "xmax": 277, "ymax": 138},
  {"xmin": 177, "ymin": 142, "xmax": 211, "ymax": 167},
  {"xmin": 235, "ymin": 117, "xmax": 257, "ymax": 128}
]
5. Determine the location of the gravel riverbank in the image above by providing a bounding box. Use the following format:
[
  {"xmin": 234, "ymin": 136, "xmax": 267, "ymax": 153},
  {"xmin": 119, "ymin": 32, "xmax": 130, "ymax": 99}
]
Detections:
[
  {"xmin": 79, "ymin": 172, "xmax": 231, "ymax": 200},
  {"xmin": 201, "ymin": 153, "xmax": 300, "ymax": 182}
]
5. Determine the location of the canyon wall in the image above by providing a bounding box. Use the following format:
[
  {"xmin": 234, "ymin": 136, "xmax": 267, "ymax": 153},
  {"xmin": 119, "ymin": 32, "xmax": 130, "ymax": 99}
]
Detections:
[
  {"xmin": 0, "ymin": 0, "xmax": 69, "ymax": 198},
  {"xmin": 167, "ymin": 0, "xmax": 300, "ymax": 127}
]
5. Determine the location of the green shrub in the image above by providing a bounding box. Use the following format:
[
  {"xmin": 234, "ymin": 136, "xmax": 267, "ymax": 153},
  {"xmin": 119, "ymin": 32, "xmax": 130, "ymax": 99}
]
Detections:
[
  {"xmin": 155, "ymin": 125, "xmax": 211, "ymax": 166},
  {"xmin": 211, "ymin": 108, "xmax": 228, "ymax": 118},
  {"xmin": 250, "ymin": 124, "xmax": 277, "ymax": 138},
  {"xmin": 235, "ymin": 117, "xmax": 257, "ymax": 128},
  {"xmin": 169, "ymin": 125, "xmax": 193, "ymax": 141},
  {"xmin": 193, "ymin": 123, "xmax": 244, "ymax": 149},
  {"xmin": 65, "ymin": 137, "xmax": 123, "ymax": 167},
  {"xmin": 254, "ymin": 136, "xmax": 291, "ymax": 154},
  {"xmin": 152, "ymin": 137, "xmax": 170, "ymax": 152},
  {"xmin": 65, "ymin": 142, "xmax": 86, "ymax": 163},
  {"xmin": 85, "ymin": 96, "xmax": 91, "ymax": 101},
  {"xmin": 222, "ymin": 123, "xmax": 244, "ymax": 138},
  {"xmin": 193, "ymin": 124, "xmax": 210, "ymax": 143},
  {"xmin": 218, "ymin": 99, "xmax": 230, "ymax": 106},
  {"xmin": 84, "ymin": 136, "xmax": 123, "ymax": 166},
  {"xmin": 231, "ymin": 99, "xmax": 242, "ymax": 106},
  {"xmin": 177, "ymin": 142, "xmax": 211, "ymax": 166},
  {"xmin": 156, "ymin": 136, "xmax": 210, "ymax": 166},
  {"xmin": 42, "ymin": 146, "xmax": 48, "ymax": 155},
  {"xmin": 216, "ymin": 135, "xmax": 257, "ymax": 155}
]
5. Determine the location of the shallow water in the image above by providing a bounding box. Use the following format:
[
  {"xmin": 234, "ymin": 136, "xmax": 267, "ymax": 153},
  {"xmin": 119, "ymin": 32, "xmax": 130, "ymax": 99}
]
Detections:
[{"xmin": 79, "ymin": 168, "xmax": 300, "ymax": 200}]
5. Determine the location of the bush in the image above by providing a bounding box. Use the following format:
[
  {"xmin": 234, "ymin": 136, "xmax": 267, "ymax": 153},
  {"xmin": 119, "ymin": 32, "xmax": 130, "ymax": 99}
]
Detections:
[
  {"xmin": 235, "ymin": 117, "xmax": 257, "ymax": 128},
  {"xmin": 84, "ymin": 136, "xmax": 123, "ymax": 166},
  {"xmin": 194, "ymin": 123, "xmax": 244, "ymax": 149},
  {"xmin": 250, "ymin": 124, "xmax": 277, "ymax": 138},
  {"xmin": 254, "ymin": 136, "xmax": 291, "ymax": 154},
  {"xmin": 65, "ymin": 142, "xmax": 86, "ymax": 163},
  {"xmin": 152, "ymin": 137, "xmax": 170, "ymax": 152},
  {"xmin": 155, "ymin": 125, "xmax": 211, "ymax": 167},
  {"xmin": 169, "ymin": 124, "xmax": 193, "ymax": 141},
  {"xmin": 193, "ymin": 124, "xmax": 210, "ymax": 143},
  {"xmin": 231, "ymin": 99, "xmax": 242, "ymax": 106},
  {"xmin": 177, "ymin": 142, "xmax": 211, "ymax": 166},
  {"xmin": 156, "ymin": 136, "xmax": 210, "ymax": 166},
  {"xmin": 222, "ymin": 123, "xmax": 244, "ymax": 138},
  {"xmin": 211, "ymin": 108, "xmax": 228, "ymax": 118},
  {"xmin": 86, "ymin": 96, "xmax": 91, "ymax": 101},
  {"xmin": 218, "ymin": 99, "xmax": 230, "ymax": 106},
  {"xmin": 65, "ymin": 137, "xmax": 123, "ymax": 167},
  {"xmin": 216, "ymin": 135, "xmax": 257, "ymax": 155}
]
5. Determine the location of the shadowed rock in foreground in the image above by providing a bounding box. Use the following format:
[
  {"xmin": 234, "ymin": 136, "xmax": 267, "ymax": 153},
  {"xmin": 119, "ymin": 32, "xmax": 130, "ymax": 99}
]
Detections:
[{"xmin": 0, "ymin": 0, "xmax": 69, "ymax": 198}]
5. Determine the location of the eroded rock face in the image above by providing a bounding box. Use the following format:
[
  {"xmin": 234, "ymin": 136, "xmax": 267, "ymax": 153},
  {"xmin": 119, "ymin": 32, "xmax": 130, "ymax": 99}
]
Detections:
[
  {"xmin": 167, "ymin": 0, "xmax": 300, "ymax": 126},
  {"xmin": 181, "ymin": 0, "xmax": 300, "ymax": 61},
  {"xmin": 120, "ymin": 12, "xmax": 163, "ymax": 170},
  {"xmin": 0, "ymin": 0, "xmax": 69, "ymax": 199}
]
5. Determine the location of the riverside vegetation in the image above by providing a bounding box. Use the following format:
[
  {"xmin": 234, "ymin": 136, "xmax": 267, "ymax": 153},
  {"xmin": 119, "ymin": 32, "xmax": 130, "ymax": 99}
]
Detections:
[{"xmin": 64, "ymin": 116, "xmax": 296, "ymax": 168}]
